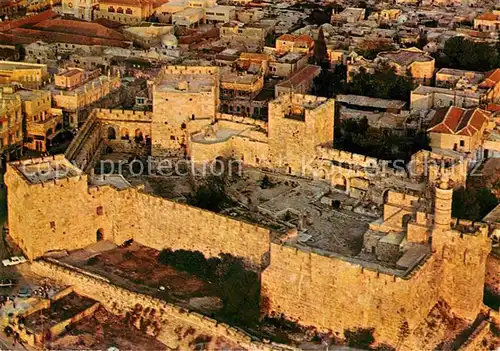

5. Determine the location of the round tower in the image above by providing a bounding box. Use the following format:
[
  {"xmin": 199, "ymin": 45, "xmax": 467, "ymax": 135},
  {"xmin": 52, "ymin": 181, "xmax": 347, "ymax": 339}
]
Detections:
[{"xmin": 433, "ymin": 172, "xmax": 453, "ymax": 231}]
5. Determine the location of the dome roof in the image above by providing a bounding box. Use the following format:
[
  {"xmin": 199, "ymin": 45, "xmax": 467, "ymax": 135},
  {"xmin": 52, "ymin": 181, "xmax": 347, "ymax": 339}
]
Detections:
[{"xmin": 162, "ymin": 34, "xmax": 178, "ymax": 47}]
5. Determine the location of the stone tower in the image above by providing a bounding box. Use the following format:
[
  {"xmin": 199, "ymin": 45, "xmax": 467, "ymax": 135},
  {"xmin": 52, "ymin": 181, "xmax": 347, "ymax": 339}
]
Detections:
[
  {"xmin": 268, "ymin": 94, "xmax": 335, "ymax": 175},
  {"xmin": 431, "ymin": 172, "xmax": 491, "ymax": 320},
  {"xmin": 151, "ymin": 66, "xmax": 219, "ymax": 157},
  {"xmin": 433, "ymin": 172, "xmax": 453, "ymax": 232}
]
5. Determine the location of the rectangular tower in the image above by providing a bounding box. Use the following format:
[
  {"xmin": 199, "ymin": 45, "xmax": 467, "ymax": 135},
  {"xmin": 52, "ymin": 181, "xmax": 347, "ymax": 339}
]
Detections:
[
  {"xmin": 151, "ymin": 66, "xmax": 219, "ymax": 157},
  {"xmin": 268, "ymin": 93, "xmax": 334, "ymax": 175}
]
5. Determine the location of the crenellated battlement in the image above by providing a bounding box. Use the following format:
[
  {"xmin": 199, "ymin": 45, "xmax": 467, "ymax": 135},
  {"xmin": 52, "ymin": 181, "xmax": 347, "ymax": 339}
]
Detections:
[
  {"xmin": 30, "ymin": 259, "xmax": 295, "ymax": 351},
  {"xmin": 216, "ymin": 113, "xmax": 268, "ymax": 130},
  {"xmin": 95, "ymin": 108, "xmax": 153, "ymax": 122}
]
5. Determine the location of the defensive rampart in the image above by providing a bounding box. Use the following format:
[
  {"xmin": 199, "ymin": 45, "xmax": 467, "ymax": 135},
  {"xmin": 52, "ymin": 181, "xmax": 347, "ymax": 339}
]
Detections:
[
  {"xmin": 261, "ymin": 242, "xmax": 441, "ymax": 346},
  {"xmin": 30, "ymin": 259, "xmax": 294, "ymax": 351}
]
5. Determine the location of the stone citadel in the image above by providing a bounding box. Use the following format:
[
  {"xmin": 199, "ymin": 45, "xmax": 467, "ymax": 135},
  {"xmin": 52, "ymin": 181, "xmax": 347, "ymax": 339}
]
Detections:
[{"xmin": 5, "ymin": 65, "xmax": 499, "ymax": 349}]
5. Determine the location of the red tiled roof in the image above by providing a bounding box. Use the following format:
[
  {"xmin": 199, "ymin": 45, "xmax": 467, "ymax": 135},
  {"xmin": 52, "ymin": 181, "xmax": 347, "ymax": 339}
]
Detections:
[
  {"xmin": 33, "ymin": 19, "xmax": 128, "ymax": 41},
  {"xmin": 486, "ymin": 103, "xmax": 500, "ymax": 112},
  {"xmin": 0, "ymin": 10, "xmax": 57, "ymax": 30},
  {"xmin": 480, "ymin": 68, "xmax": 500, "ymax": 89},
  {"xmin": 428, "ymin": 106, "xmax": 490, "ymax": 137},
  {"xmin": 277, "ymin": 34, "xmax": 314, "ymax": 46},
  {"xmin": 0, "ymin": 32, "xmax": 36, "ymax": 45},
  {"xmin": 295, "ymin": 34, "xmax": 314, "ymax": 46},
  {"xmin": 277, "ymin": 34, "xmax": 296, "ymax": 42},
  {"xmin": 476, "ymin": 12, "xmax": 500, "ymax": 21},
  {"xmin": 9, "ymin": 27, "xmax": 131, "ymax": 48},
  {"xmin": 277, "ymin": 65, "xmax": 321, "ymax": 88}
]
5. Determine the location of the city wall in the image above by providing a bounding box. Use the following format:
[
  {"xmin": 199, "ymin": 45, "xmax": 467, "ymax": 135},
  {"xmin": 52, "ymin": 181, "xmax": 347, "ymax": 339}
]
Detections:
[
  {"xmin": 29, "ymin": 259, "xmax": 293, "ymax": 351},
  {"xmin": 5, "ymin": 163, "xmax": 271, "ymax": 268},
  {"xmin": 261, "ymin": 242, "xmax": 441, "ymax": 347}
]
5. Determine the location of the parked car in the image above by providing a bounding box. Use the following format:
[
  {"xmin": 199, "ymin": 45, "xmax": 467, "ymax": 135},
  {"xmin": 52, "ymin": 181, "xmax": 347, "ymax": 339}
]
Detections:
[
  {"xmin": 0, "ymin": 279, "xmax": 16, "ymax": 288},
  {"xmin": 17, "ymin": 286, "xmax": 30, "ymax": 298},
  {"xmin": 2, "ymin": 256, "xmax": 27, "ymax": 267}
]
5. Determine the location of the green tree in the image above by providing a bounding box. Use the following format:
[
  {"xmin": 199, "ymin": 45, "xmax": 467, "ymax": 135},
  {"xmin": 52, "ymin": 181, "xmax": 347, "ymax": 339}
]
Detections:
[
  {"xmin": 443, "ymin": 37, "xmax": 499, "ymax": 71},
  {"xmin": 314, "ymin": 27, "xmax": 328, "ymax": 66},
  {"xmin": 347, "ymin": 64, "xmax": 414, "ymax": 102},
  {"xmin": 452, "ymin": 186, "xmax": 498, "ymax": 222}
]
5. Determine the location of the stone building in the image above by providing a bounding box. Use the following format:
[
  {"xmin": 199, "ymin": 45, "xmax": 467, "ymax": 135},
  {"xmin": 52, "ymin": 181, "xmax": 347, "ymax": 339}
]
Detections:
[
  {"xmin": 15, "ymin": 88, "xmax": 63, "ymax": 152},
  {"xmin": 0, "ymin": 61, "xmax": 49, "ymax": 89},
  {"xmin": 49, "ymin": 70, "xmax": 121, "ymax": 127},
  {"xmin": 61, "ymin": 0, "xmax": 98, "ymax": 20},
  {"xmin": 427, "ymin": 106, "xmax": 491, "ymax": 159},
  {"xmin": 479, "ymin": 69, "xmax": 500, "ymax": 104},
  {"xmin": 275, "ymin": 34, "xmax": 314, "ymax": 56},
  {"xmin": 4, "ymin": 153, "xmax": 493, "ymax": 349},
  {"xmin": 376, "ymin": 47, "xmax": 435, "ymax": 84},
  {"xmin": 410, "ymin": 85, "xmax": 481, "ymax": 111},
  {"xmin": 435, "ymin": 68, "xmax": 484, "ymax": 89},
  {"xmin": 474, "ymin": 10, "xmax": 500, "ymax": 32},
  {"xmin": 330, "ymin": 7, "xmax": 365, "ymax": 26},
  {"xmin": 263, "ymin": 175, "xmax": 491, "ymax": 347},
  {"xmin": 0, "ymin": 86, "xmax": 23, "ymax": 159},
  {"xmin": 220, "ymin": 21, "xmax": 274, "ymax": 49},
  {"xmin": 151, "ymin": 66, "xmax": 219, "ymax": 157},
  {"xmin": 93, "ymin": 0, "xmax": 153, "ymax": 24}
]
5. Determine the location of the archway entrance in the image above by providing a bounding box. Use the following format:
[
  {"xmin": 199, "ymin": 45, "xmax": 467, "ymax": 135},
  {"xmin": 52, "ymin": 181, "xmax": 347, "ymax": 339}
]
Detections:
[
  {"xmin": 333, "ymin": 173, "xmax": 347, "ymax": 191},
  {"xmin": 96, "ymin": 228, "xmax": 104, "ymax": 241},
  {"xmin": 107, "ymin": 126, "xmax": 116, "ymax": 140}
]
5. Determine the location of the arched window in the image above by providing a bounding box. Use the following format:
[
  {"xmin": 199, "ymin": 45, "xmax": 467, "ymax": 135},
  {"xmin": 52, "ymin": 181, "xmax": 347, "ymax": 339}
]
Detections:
[
  {"xmin": 108, "ymin": 6, "xmax": 115, "ymax": 12},
  {"xmin": 117, "ymin": 7, "xmax": 123, "ymax": 13},
  {"xmin": 107, "ymin": 126, "xmax": 116, "ymax": 140},
  {"xmin": 125, "ymin": 8, "xmax": 132, "ymax": 14},
  {"xmin": 96, "ymin": 228, "xmax": 104, "ymax": 241},
  {"xmin": 121, "ymin": 128, "xmax": 129, "ymax": 140},
  {"xmin": 134, "ymin": 129, "xmax": 143, "ymax": 143}
]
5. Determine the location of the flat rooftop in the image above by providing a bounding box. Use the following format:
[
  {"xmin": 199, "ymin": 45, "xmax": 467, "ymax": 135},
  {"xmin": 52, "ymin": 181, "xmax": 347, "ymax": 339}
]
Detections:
[
  {"xmin": 0, "ymin": 61, "xmax": 46, "ymax": 71},
  {"xmin": 15, "ymin": 89, "xmax": 50, "ymax": 101},
  {"xmin": 24, "ymin": 292, "xmax": 96, "ymax": 333},
  {"xmin": 336, "ymin": 94, "xmax": 407, "ymax": 110},
  {"xmin": 412, "ymin": 85, "xmax": 481, "ymax": 97},
  {"xmin": 221, "ymin": 67, "xmax": 261, "ymax": 85},
  {"xmin": 378, "ymin": 49, "xmax": 433, "ymax": 66},
  {"xmin": 156, "ymin": 73, "xmax": 216, "ymax": 93},
  {"xmin": 89, "ymin": 174, "xmax": 132, "ymax": 190},
  {"xmin": 13, "ymin": 157, "xmax": 82, "ymax": 184},
  {"xmin": 56, "ymin": 68, "xmax": 83, "ymax": 78}
]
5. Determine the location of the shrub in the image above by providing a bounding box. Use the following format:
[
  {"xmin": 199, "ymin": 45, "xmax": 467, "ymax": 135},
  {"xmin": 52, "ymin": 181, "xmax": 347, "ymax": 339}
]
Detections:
[
  {"xmin": 344, "ymin": 327, "xmax": 375, "ymax": 349},
  {"xmin": 157, "ymin": 248, "xmax": 261, "ymax": 328},
  {"xmin": 86, "ymin": 256, "xmax": 100, "ymax": 265}
]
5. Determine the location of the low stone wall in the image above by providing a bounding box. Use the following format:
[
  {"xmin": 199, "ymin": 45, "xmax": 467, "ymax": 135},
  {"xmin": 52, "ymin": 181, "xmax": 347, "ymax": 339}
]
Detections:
[
  {"xmin": 46, "ymin": 302, "xmax": 100, "ymax": 343},
  {"xmin": 30, "ymin": 259, "xmax": 295, "ymax": 351}
]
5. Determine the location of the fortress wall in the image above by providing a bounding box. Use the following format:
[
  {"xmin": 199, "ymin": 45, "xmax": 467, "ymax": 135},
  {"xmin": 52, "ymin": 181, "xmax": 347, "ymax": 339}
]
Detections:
[
  {"xmin": 125, "ymin": 189, "xmax": 271, "ymax": 268},
  {"xmin": 29, "ymin": 260, "xmax": 288, "ymax": 351},
  {"xmin": 261, "ymin": 243, "xmax": 441, "ymax": 345},
  {"xmin": 190, "ymin": 136, "xmax": 270, "ymax": 168},
  {"xmin": 432, "ymin": 227, "xmax": 491, "ymax": 320},
  {"xmin": 95, "ymin": 109, "xmax": 153, "ymax": 123},
  {"xmin": 5, "ymin": 160, "xmax": 271, "ymax": 267},
  {"xmin": 216, "ymin": 113, "xmax": 268, "ymax": 129},
  {"xmin": 4, "ymin": 172, "xmax": 117, "ymax": 259}
]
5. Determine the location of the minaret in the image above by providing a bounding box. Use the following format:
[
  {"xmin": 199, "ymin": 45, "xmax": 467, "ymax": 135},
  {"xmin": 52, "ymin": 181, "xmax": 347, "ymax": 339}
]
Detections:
[{"xmin": 433, "ymin": 172, "xmax": 453, "ymax": 232}]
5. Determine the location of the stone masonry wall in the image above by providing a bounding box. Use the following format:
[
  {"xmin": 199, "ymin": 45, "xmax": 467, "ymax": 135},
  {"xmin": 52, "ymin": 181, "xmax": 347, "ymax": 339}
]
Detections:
[
  {"xmin": 261, "ymin": 243, "xmax": 441, "ymax": 347},
  {"xmin": 5, "ymin": 165, "xmax": 271, "ymax": 268},
  {"xmin": 30, "ymin": 260, "xmax": 292, "ymax": 351}
]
